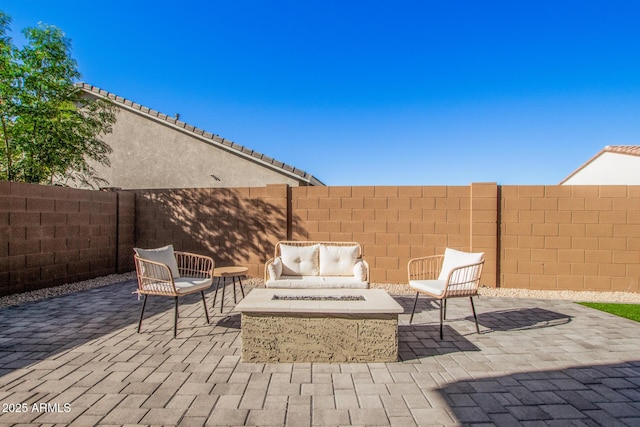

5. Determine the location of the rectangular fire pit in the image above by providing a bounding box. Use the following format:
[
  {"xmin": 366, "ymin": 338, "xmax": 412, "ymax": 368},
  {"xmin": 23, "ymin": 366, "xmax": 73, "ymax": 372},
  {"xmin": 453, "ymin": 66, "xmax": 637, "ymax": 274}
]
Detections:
[{"xmin": 234, "ymin": 288, "xmax": 404, "ymax": 363}]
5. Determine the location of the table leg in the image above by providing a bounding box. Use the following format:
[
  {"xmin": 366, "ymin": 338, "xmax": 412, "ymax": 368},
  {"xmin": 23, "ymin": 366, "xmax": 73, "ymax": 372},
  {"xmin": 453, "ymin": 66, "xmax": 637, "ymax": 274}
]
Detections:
[
  {"xmin": 220, "ymin": 276, "xmax": 226, "ymax": 313},
  {"xmin": 232, "ymin": 276, "xmax": 238, "ymax": 304},
  {"xmin": 238, "ymin": 276, "xmax": 245, "ymax": 298}
]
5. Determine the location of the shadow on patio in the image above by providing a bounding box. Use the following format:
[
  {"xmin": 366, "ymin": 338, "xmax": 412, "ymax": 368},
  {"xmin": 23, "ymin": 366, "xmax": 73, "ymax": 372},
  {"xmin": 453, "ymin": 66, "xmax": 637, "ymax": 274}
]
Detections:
[
  {"xmin": 1, "ymin": 282, "xmax": 640, "ymax": 425},
  {"xmin": 439, "ymin": 361, "xmax": 640, "ymax": 425},
  {"xmin": 0, "ymin": 279, "xmax": 243, "ymax": 377}
]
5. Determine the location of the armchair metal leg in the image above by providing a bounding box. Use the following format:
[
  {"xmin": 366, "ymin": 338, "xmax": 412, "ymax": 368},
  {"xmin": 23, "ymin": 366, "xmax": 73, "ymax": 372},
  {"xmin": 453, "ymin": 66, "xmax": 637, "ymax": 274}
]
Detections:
[
  {"xmin": 201, "ymin": 291, "xmax": 210, "ymax": 324},
  {"xmin": 410, "ymin": 292, "xmax": 420, "ymax": 324},
  {"xmin": 212, "ymin": 277, "xmax": 220, "ymax": 310},
  {"xmin": 443, "ymin": 299, "xmax": 447, "ymax": 320},
  {"xmin": 137, "ymin": 294, "xmax": 148, "ymax": 333},
  {"xmin": 174, "ymin": 297, "xmax": 179, "ymax": 338},
  {"xmin": 439, "ymin": 300, "xmax": 444, "ymax": 340},
  {"xmin": 470, "ymin": 296, "xmax": 480, "ymax": 334}
]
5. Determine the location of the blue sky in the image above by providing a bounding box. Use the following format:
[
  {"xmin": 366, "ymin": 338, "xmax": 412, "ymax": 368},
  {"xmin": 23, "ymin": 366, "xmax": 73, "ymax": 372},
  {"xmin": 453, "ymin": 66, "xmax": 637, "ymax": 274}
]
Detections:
[{"xmin": 4, "ymin": 1, "xmax": 640, "ymax": 185}]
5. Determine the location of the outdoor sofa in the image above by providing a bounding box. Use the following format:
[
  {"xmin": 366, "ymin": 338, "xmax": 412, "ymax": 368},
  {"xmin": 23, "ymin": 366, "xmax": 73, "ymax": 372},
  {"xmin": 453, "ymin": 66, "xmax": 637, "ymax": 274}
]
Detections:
[{"xmin": 264, "ymin": 241, "xmax": 369, "ymax": 289}]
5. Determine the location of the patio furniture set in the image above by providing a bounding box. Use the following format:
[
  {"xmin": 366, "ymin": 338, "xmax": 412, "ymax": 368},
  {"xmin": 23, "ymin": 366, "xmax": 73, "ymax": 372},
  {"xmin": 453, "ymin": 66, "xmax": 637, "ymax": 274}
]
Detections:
[{"xmin": 133, "ymin": 241, "xmax": 485, "ymax": 362}]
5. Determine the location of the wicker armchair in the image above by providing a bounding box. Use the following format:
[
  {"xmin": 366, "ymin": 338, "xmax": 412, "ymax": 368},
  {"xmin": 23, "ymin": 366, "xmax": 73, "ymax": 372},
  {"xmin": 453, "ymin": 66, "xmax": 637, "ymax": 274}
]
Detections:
[
  {"xmin": 407, "ymin": 248, "xmax": 484, "ymax": 339},
  {"xmin": 134, "ymin": 245, "xmax": 214, "ymax": 338}
]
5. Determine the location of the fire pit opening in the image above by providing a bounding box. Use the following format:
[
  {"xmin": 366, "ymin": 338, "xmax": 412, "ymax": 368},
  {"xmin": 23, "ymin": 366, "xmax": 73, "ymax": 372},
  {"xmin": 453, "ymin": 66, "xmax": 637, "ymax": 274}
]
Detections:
[{"xmin": 272, "ymin": 295, "xmax": 365, "ymax": 301}]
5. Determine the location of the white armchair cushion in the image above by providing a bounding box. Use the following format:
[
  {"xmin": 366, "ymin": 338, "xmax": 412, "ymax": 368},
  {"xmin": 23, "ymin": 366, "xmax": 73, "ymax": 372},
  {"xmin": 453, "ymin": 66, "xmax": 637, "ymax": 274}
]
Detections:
[
  {"xmin": 437, "ymin": 248, "xmax": 484, "ymax": 282},
  {"xmin": 173, "ymin": 277, "xmax": 213, "ymax": 294},
  {"xmin": 280, "ymin": 244, "xmax": 320, "ymax": 276},
  {"xmin": 134, "ymin": 245, "xmax": 181, "ymax": 278},
  {"xmin": 353, "ymin": 259, "xmax": 367, "ymax": 281},
  {"xmin": 268, "ymin": 257, "xmax": 283, "ymax": 281},
  {"xmin": 319, "ymin": 245, "xmax": 359, "ymax": 276},
  {"xmin": 410, "ymin": 279, "xmax": 446, "ymax": 297}
]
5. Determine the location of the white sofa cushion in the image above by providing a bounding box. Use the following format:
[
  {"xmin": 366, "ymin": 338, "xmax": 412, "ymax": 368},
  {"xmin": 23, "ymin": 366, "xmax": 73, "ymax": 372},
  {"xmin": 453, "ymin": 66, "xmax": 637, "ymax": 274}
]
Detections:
[
  {"xmin": 268, "ymin": 257, "xmax": 283, "ymax": 281},
  {"xmin": 266, "ymin": 275, "xmax": 369, "ymax": 289},
  {"xmin": 280, "ymin": 244, "xmax": 320, "ymax": 276},
  {"xmin": 319, "ymin": 245, "xmax": 359, "ymax": 276},
  {"xmin": 134, "ymin": 245, "xmax": 180, "ymax": 278},
  {"xmin": 437, "ymin": 248, "xmax": 484, "ymax": 281}
]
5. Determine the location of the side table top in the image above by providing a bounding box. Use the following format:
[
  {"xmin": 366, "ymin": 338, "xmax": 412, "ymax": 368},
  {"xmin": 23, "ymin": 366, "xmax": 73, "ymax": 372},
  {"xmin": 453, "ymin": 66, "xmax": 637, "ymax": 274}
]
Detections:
[{"xmin": 213, "ymin": 266, "xmax": 249, "ymax": 277}]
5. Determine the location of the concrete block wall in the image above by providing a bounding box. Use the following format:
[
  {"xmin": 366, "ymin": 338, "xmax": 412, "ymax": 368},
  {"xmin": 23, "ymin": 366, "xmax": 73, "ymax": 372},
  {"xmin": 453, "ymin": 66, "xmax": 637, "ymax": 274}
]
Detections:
[
  {"xmin": 116, "ymin": 191, "xmax": 136, "ymax": 274},
  {"xmin": 0, "ymin": 181, "xmax": 133, "ymax": 297},
  {"xmin": 290, "ymin": 186, "xmax": 473, "ymax": 284},
  {"xmin": 3, "ymin": 182, "xmax": 639, "ymax": 295},
  {"xmin": 500, "ymin": 185, "xmax": 640, "ymax": 292},
  {"xmin": 134, "ymin": 185, "xmax": 289, "ymax": 277},
  {"xmin": 134, "ymin": 183, "xmax": 639, "ymax": 292}
]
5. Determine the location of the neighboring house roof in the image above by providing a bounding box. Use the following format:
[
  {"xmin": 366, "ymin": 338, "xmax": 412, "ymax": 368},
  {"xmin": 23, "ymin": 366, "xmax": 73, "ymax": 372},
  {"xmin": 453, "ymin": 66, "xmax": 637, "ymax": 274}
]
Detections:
[
  {"xmin": 76, "ymin": 82, "xmax": 325, "ymax": 186},
  {"xmin": 560, "ymin": 145, "xmax": 640, "ymax": 185}
]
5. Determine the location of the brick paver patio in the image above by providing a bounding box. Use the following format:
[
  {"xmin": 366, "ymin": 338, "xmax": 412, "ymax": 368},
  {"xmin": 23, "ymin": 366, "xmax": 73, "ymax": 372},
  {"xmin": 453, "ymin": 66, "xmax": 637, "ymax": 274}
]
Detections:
[{"xmin": 0, "ymin": 280, "xmax": 639, "ymax": 426}]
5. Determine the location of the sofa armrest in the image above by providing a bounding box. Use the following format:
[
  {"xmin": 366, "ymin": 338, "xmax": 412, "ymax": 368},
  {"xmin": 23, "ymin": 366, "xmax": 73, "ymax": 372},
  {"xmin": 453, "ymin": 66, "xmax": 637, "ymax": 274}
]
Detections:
[
  {"xmin": 264, "ymin": 258, "xmax": 274, "ymax": 282},
  {"xmin": 362, "ymin": 259, "xmax": 370, "ymax": 282},
  {"xmin": 353, "ymin": 259, "xmax": 369, "ymax": 283}
]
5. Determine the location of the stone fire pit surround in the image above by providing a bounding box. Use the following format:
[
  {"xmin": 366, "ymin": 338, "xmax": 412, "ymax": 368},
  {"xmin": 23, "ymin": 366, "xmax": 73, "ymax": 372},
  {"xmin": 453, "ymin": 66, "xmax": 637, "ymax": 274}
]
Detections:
[{"xmin": 235, "ymin": 288, "xmax": 404, "ymax": 363}]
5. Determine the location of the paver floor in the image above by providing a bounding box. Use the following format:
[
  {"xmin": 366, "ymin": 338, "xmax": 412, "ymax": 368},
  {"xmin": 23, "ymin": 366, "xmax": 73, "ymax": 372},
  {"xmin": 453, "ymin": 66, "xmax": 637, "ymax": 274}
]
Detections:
[{"xmin": 0, "ymin": 280, "xmax": 639, "ymax": 426}]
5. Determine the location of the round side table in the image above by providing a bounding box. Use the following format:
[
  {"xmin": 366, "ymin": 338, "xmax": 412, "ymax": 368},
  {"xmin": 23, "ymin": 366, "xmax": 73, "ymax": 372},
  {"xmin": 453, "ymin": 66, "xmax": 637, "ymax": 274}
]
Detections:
[{"xmin": 212, "ymin": 266, "xmax": 248, "ymax": 313}]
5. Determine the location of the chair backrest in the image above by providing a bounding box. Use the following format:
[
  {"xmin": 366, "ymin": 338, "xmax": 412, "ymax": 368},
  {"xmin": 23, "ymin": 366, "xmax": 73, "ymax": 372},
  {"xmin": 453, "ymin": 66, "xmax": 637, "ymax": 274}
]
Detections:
[
  {"xmin": 444, "ymin": 260, "xmax": 484, "ymax": 298},
  {"xmin": 273, "ymin": 241, "xmax": 363, "ymax": 259}
]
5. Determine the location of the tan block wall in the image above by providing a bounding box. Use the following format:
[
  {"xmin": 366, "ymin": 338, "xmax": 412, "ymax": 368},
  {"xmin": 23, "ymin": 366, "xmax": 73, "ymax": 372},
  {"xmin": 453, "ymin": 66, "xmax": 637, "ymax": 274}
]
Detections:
[
  {"xmin": 4, "ymin": 182, "xmax": 639, "ymax": 295},
  {"xmin": 290, "ymin": 186, "xmax": 472, "ymax": 284},
  {"xmin": 133, "ymin": 184, "xmax": 640, "ymax": 292},
  {"xmin": 0, "ymin": 182, "xmax": 133, "ymax": 297},
  {"xmin": 500, "ymin": 185, "xmax": 640, "ymax": 292},
  {"xmin": 134, "ymin": 184, "xmax": 289, "ymax": 277}
]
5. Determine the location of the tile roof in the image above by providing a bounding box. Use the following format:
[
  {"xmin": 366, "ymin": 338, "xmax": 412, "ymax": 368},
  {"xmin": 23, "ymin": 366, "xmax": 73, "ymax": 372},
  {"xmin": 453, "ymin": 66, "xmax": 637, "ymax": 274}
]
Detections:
[
  {"xmin": 76, "ymin": 83, "xmax": 325, "ymax": 186},
  {"xmin": 560, "ymin": 145, "xmax": 640, "ymax": 184},
  {"xmin": 602, "ymin": 145, "xmax": 640, "ymax": 156}
]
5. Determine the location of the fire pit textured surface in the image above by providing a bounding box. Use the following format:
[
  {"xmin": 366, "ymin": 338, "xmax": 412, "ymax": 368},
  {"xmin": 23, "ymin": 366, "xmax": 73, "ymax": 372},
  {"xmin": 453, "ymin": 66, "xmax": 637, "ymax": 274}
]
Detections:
[{"xmin": 235, "ymin": 289, "xmax": 403, "ymax": 363}]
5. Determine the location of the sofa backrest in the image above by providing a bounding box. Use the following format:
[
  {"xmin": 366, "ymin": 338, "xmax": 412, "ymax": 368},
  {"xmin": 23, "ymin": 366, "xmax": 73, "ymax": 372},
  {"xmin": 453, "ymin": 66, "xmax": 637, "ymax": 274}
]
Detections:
[{"xmin": 273, "ymin": 241, "xmax": 363, "ymax": 259}]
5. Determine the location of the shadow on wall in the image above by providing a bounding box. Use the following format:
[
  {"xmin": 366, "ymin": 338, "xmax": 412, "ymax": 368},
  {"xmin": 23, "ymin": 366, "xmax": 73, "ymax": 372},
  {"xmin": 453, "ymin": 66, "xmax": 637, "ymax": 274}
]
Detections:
[{"xmin": 135, "ymin": 188, "xmax": 301, "ymax": 275}]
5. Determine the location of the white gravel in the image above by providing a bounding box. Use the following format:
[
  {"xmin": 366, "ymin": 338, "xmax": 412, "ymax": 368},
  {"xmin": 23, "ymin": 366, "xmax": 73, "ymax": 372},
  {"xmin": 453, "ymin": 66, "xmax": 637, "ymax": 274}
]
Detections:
[
  {"xmin": 1, "ymin": 273, "xmax": 638, "ymax": 309},
  {"xmin": 0, "ymin": 272, "xmax": 137, "ymax": 309},
  {"xmin": 371, "ymin": 283, "xmax": 640, "ymax": 303}
]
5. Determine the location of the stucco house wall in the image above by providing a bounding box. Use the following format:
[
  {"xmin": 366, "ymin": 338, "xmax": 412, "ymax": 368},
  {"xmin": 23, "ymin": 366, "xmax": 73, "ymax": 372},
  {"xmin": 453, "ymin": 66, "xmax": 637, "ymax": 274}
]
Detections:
[
  {"xmin": 77, "ymin": 84, "xmax": 324, "ymax": 189},
  {"xmin": 561, "ymin": 146, "xmax": 640, "ymax": 185}
]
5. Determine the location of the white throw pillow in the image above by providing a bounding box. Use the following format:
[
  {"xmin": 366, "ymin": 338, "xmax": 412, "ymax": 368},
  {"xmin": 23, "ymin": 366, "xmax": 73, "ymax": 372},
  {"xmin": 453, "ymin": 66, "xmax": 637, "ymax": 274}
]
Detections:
[
  {"xmin": 319, "ymin": 245, "xmax": 359, "ymax": 276},
  {"xmin": 134, "ymin": 245, "xmax": 181, "ymax": 278},
  {"xmin": 280, "ymin": 244, "xmax": 320, "ymax": 276},
  {"xmin": 353, "ymin": 260, "xmax": 367, "ymax": 281},
  {"xmin": 437, "ymin": 248, "xmax": 483, "ymax": 281},
  {"xmin": 268, "ymin": 257, "xmax": 283, "ymax": 281}
]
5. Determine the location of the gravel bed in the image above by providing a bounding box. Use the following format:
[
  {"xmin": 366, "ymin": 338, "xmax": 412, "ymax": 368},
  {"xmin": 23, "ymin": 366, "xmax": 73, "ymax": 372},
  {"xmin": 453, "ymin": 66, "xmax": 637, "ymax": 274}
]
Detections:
[
  {"xmin": 1, "ymin": 273, "xmax": 639, "ymax": 309},
  {"xmin": 372, "ymin": 282, "xmax": 640, "ymax": 303},
  {"xmin": 0, "ymin": 272, "xmax": 137, "ymax": 309}
]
